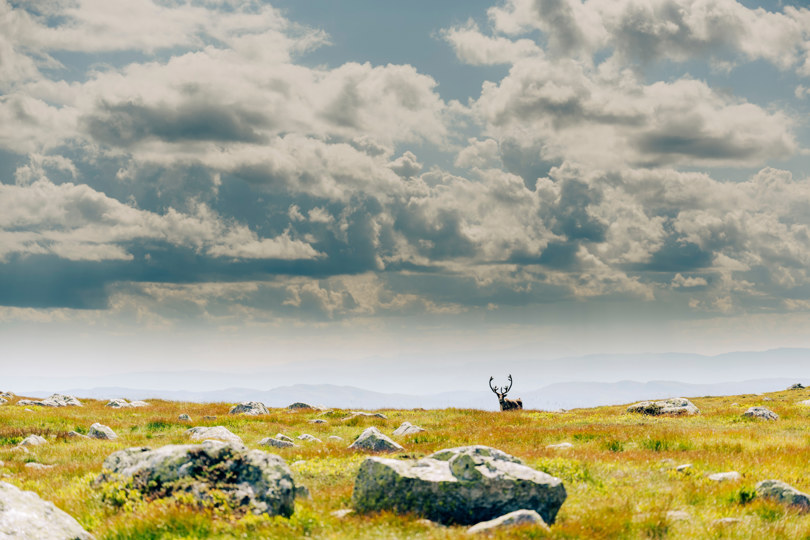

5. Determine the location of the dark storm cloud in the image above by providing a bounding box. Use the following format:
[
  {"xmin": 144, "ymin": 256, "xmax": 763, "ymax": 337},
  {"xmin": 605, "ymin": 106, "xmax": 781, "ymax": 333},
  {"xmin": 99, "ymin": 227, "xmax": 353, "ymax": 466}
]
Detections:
[{"xmin": 81, "ymin": 100, "xmax": 269, "ymax": 147}]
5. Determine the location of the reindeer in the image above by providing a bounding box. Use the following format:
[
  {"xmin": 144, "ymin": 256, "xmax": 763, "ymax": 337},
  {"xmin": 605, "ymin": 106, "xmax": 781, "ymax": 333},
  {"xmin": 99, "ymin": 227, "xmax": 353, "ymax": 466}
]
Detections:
[{"xmin": 489, "ymin": 374, "xmax": 523, "ymax": 411}]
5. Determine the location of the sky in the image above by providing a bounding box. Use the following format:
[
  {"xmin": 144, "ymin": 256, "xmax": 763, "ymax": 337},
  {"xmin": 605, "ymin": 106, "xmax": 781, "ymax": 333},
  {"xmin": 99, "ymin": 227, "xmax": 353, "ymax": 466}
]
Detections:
[{"xmin": 4, "ymin": 0, "xmax": 810, "ymax": 391}]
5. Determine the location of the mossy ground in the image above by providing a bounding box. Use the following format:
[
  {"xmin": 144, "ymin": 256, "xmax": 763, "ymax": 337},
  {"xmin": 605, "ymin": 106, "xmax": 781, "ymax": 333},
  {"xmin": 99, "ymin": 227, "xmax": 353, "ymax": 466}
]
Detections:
[{"xmin": 2, "ymin": 389, "xmax": 810, "ymax": 538}]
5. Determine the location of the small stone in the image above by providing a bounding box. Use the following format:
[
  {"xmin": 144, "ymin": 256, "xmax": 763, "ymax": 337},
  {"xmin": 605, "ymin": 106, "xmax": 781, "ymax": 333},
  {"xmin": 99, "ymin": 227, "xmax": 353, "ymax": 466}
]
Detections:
[
  {"xmin": 348, "ymin": 427, "xmax": 403, "ymax": 453},
  {"xmin": 105, "ymin": 398, "xmax": 132, "ymax": 408},
  {"xmin": 331, "ymin": 509, "xmax": 353, "ymax": 518},
  {"xmin": 297, "ymin": 434, "xmax": 322, "ymax": 443},
  {"xmin": 275, "ymin": 433, "xmax": 294, "ymax": 443},
  {"xmin": 345, "ymin": 411, "xmax": 387, "ymax": 420},
  {"xmin": 392, "ymin": 422, "xmax": 426, "ymax": 436},
  {"xmin": 309, "ymin": 419, "xmax": 326, "ymax": 424},
  {"xmin": 259, "ymin": 437, "xmax": 295, "ymax": 448},
  {"xmin": 328, "ymin": 436, "xmax": 344, "ymax": 442},
  {"xmin": 763, "ymin": 397, "xmax": 773, "ymax": 401},
  {"xmin": 546, "ymin": 442, "xmax": 573, "ymax": 449},
  {"xmin": 178, "ymin": 414, "xmax": 191, "ymax": 421},
  {"xmin": 742, "ymin": 406, "xmax": 778, "ymax": 420},
  {"xmin": 24, "ymin": 463, "xmax": 54, "ymax": 470},
  {"xmin": 676, "ymin": 464, "xmax": 692, "ymax": 472},
  {"xmin": 18, "ymin": 435, "xmax": 47, "ymax": 447},
  {"xmin": 467, "ymin": 509, "xmax": 549, "ymax": 534},
  {"xmin": 707, "ymin": 471, "xmax": 741, "ymax": 482},
  {"xmin": 203, "ymin": 415, "xmax": 217, "ymax": 420},
  {"xmin": 67, "ymin": 431, "xmax": 90, "ymax": 439},
  {"xmin": 667, "ymin": 510, "xmax": 690, "ymax": 521},
  {"xmin": 89, "ymin": 423, "xmax": 118, "ymax": 440}
]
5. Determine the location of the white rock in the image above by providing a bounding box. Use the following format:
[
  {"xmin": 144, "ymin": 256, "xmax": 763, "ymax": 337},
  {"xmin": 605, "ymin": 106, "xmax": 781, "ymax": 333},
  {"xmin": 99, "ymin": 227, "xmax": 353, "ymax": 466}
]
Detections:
[
  {"xmin": 392, "ymin": 422, "xmax": 426, "ymax": 436},
  {"xmin": 467, "ymin": 509, "xmax": 548, "ymax": 534},
  {"xmin": 297, "ymin": 434, "xmax": 322, "ymax": 443},
  {"xmin": 348, "ymin": 427, "xmax": 402, "ymax": 453},
  {"xmin": 742, "ymin": 407, "xmax": 778, "ymax": 420},
  {"xmin": 129, "ymin": 400, "xmax": 149, "ymax": 407},
  {"xmin": 89, "ymin": 423, "xmax": 118, "ymax": 440},
  {"xmin": 275, "ymin": 433, "xmax": 294, "ymax": 443},
  {"xmin": 667, "ymin": 510, "xmax": 690, "ymax": 521},
  {"xmin": 105, "ymin": 399, "xmax": 132, "ymax": 408},
  {"xmin": 328, "ymin": 436, "xmax": 344, "ymax": 442},
  {"xmin": 546, "ymin": 442, "xmax": 573, "ymax": 449},
  {"xmin": 178, "ymin": 414, "xmax": 191, "ymax": 421},
  {"xmin": 24, "ymin": 463, "xmax": 54, "ymax": 470},
  {"xmin": 18, "ymin": 435, "xmax": 47, "ymax": 447},
  {"xmin": 707, "ymin": 471, "xmax": 741, "ymax": 482},
  {"xmin": 627, "ymin": 398, "xmax": 699, "ymax": 416},
  {"xmin": 0, "ymin": 481, "xmax": 94, "ymax": 539},
  {"xmin": 186, "ymin": 426, "xmax": 243, "ymax": 445},
  {"xmin": 229, "ymin": 401, "xmax": 269, "ymax": 415},
  {"xmin": 259, "ymin": 437, "xmax": 295, "ymax": 448}
]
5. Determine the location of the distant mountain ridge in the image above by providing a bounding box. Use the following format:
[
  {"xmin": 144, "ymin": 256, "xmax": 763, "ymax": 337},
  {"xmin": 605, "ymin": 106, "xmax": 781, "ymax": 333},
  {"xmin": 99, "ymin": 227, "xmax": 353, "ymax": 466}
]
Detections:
[{"xmin": 16, "ymin": 377, "xmax": 804, "ymax": 411}]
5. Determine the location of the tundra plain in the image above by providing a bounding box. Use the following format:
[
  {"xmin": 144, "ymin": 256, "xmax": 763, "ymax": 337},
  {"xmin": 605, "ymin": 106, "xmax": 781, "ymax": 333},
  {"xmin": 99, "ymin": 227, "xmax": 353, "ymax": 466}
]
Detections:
[{"xmin": 2, "ymin": 388, "xmax": 810, "ymax": 539}]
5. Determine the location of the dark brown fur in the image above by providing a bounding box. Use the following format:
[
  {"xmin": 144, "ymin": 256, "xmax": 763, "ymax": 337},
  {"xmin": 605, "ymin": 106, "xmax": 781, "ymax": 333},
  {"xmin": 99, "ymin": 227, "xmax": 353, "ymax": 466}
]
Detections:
[{"xmin": 489, "ymin": 375, "xmax": 523, "ymax": 411}]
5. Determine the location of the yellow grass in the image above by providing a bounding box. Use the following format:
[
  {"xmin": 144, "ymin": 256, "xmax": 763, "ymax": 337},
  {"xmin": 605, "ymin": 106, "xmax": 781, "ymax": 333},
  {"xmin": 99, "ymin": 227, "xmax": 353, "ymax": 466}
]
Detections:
[{"xmin": 2, "ymin": 389, "xmax": 810, "ymax": 538}]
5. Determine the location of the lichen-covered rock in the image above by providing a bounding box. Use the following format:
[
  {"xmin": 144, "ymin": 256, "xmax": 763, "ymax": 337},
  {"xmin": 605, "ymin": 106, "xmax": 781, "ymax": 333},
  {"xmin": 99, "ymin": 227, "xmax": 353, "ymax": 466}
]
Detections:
[
  {"xmin": 392, "ymin": 422, "xmax": 425, "ymax": 436},
  {"xmin": 756, "ymin": 480, "xmax": 810, "ymax": 511},
  {"xmin": 352, "ymin": 445, "xmax": 566, "ymax": 525},
  {"xmin": 345, "ymin": 411, "xmax": 387, "ymax": 421},
  {"xmin": 178, "ymin": 414, "xmax": 191, "ymax": 421},
  {"xmin": 17, "ymin": 394, "xmax": 83, "ymax": 408},
  {"xmin": 626, "ymin": 398, "xmax": 698, "ymax": 416},
  {"xmin": 18, "ymin": 434, "xmax": 47, "ymax": 447},
  {"xmin": 260, "ymin": 437, "xmax": 295, "ymax": 449},
  {"xmin": 229, "ymin": 401, "xmax": 269, "ymax": 416},
  {"xmin": 98, "ymin": 440, "xmax": 295, "ymax": 517},
  {"xmin": 0, "ymin": 397, "xmax": 7, "ymax": 406},
  {"xmin": 788, "ymin": 383, "xmax": 805, "ymax": 390},
  {"xmin": 349, "ymin": 427, "xmax": 403, "ymax": 453},
  {"xmin": 0, "ymin": 481, "xmax": 94, "ymax": 539},
  {"xmin": 296, "ymin": 434, "xmax": 322, "ymax": 443},
  {"xmin": 186, "ymin": 426, "xmax": 243, "ymax": 445},
  {"xmin": 275, "ymin": 434, "xmax": 293, "ymax": 443},
  {"xmin": 287, "ymin": 402, "xmax": 315, "ymax": 410},
  {"xmin": 742, "ymin": 406, "xmax": 778, "ymax": 420},
  {"xmin": 467, "ymin": 509, "xmax": 548, "ymax": 534},
  {"xmin": 88, "ymin": 423, "xmax": 118, "ymax": 440},
  {"xmin": 105, "ymin": 399, "xmax": 132, "ymax": 408}
]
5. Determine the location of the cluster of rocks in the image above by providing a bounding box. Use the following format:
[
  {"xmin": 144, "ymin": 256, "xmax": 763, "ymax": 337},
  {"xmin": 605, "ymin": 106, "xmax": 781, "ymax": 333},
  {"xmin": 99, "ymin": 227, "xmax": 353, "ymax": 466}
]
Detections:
[
  {"xmin": 105, "ymin": 399, "xmax": 149, "ymax": 408},
  {"xmin": 626, "ymin": 398, "xmax": 699, "ymax": 415},
  {"xmin": 0, "ymin": 391, "xmax": 13, "ymax": 405},
  {"xmin": 17, "ymin": 394, "xmax": 82, "ymax": 408}
]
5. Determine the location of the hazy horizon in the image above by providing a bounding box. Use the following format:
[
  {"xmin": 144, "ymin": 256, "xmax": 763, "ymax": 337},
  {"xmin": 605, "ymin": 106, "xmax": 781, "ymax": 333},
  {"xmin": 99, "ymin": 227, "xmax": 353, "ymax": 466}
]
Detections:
[{"xmin": 4, "ymin": 1, "xmax": 810, "ymax": 389}]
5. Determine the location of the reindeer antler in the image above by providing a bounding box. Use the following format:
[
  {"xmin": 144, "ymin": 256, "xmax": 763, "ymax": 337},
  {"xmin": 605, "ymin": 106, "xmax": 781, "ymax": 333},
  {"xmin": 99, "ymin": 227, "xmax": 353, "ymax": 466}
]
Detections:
[
  {"xmin": 502, "ymin": 374, "xmax": 513, "ymax": 395},
  {"xmin": 489, "ymin": 376, "xmax": 499, "ymax": 394}
]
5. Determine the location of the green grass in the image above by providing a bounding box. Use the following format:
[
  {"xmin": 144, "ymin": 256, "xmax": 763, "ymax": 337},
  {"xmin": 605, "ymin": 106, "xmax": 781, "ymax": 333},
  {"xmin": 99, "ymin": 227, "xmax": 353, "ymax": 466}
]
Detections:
[{"xmin": 2, "ymin": 389, "xmax": 810, "ymax": 538}]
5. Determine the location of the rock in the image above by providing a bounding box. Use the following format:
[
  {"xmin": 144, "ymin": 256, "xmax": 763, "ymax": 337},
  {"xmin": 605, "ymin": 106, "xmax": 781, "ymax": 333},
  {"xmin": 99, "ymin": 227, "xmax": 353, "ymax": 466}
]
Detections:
[
  {"xmin": 259, "ymin": 437, "xmax": 295, "ymax": 449},
  {"xmin": 345, "ymin": 411, "xmax": 387, "ymax": 420},
  {"xmin": 88, "ymin": 423, "xmax": 118, "ymax": 440},
  {"xmin": 42, "ymin": 394, "xmax": 83, "ymax": 407},
  {"xmin": 676, "ymin": 464, "xmax": 692, "ymax": 473},
  {"xmin": 392, "ymin": 422, "xmax": 425, "ymax": 436},
  {"xmin": 328, "ymin": 436, "xmax": 344, "ymax": 442},
  {"xmin": 186, "ymin": 426, "xmax": 243, "ymax": 446},
  {"xmin": 331, "ymin": 509, "xmax": 353, "ymax": 518},
  {"xmin": 799, "ymin": 400, "xmax": 810, "ymax": 406},
  {"xmin": 24, "ymin": 463, "xmax": 54, "ymax": 470},
  {"xmin": 295, "ymin": 485, "xmax": 311, "ymax": 500},
  {"xmin": 789, "ymin": 383, "xmax": 805, "ymax": 390},
  {"xmin": 16, "ymin": 400, "xmax": 39, "ymax": 407},
  {"xmin": 67, "ymin": 431, "xmax": 90, "ymax": 439},
  {"xmin": 742, "ymin": 406, "xmax": 778, "ymax": 420},
  {"xmin": 105, "ymin": 398, "xmax": 132, "ymax": 408},
  {"xmin": 352, "ymin": 445, "xmax": 566, "ymax": 525},
  {"xmin": 11, "ymin": 446, "xmax": 29, "ymax": 454},
  {"xmin": 309, "ymin": 419, "xmax": 326, "ymax": 424},
  {"xmin": 730, "ymin": 402, "xmax": 739, "ymax": 406},
  {"xmin": 546, "ymin": 442, "xmax": 573, "ymax": 449},
  {"xmin": 712, "ymin": 517, "xmax": 742, "ymax": 526},
  {"xmin": 0, "ymin": 397, "xmax": 6, "ymax": 406},
  {"xmin": 0, "ymin": 481, "xmax": 94, "ymax": 539},
  {"xmin": 275, "ymin": 434, "xmax": 294, "ymax": 443},
  {"xmin": 626, "ymin": 398, "xmax": 699, "ymax": 416},
  {"xmin": 348, "ymin": 427, "xmax": 403, "ymax": 453},
  {"xmin": 18, "ymin": 435, "xmax": 47, "ymax": 447},
  {"xmin": 129, "ymin": 400, "xmax": 149, "ymax": 407},
  {"xmin": 287, "ymin": 402, "xmax": 315, "ymax": 410},
  {"xmin": 203, "ymin": 416, "xmax": 217, "ymax": 420},
  {"xmin": 763, "ymin": 396, "xmax": 773, "ymax": 401},
  {"xmin": 178, "ymin": 414, "xmax": 191, "ymax": 421},
  {"xmin": 296, "ymin": 434, "xmax": 322, "ymax": 443},
  {"xmin": 667, "ymin": 510, "xmax": 690, "ymax": 521},
  {"xmin": 756, "ymin": 479, "xmax": 810, "ymax": 511},
  {"xmin": 707, "ymin": 471, "xmax": 740, "ymax": 482},
  {"xmin": 0, "ymin": 391, "xmax": 13, "ymax": 399},
  {"xmin": 466, "ymin": 509, "xmax": 548, "ymax": 534},
  {"xmin": 229, "ymin": 401, "xmax": 269, "ymax": 416},
  {"xmin": 99, "ymin": 440, "xmax": 295, "ymax": 517}
]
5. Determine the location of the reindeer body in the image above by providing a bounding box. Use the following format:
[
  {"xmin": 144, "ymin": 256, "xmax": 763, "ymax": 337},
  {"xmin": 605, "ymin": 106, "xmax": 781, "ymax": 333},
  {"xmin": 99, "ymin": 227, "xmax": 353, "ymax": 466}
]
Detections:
[{"xmin": 489, "ymin": 375, "xmax": 523, "ymax": 411}]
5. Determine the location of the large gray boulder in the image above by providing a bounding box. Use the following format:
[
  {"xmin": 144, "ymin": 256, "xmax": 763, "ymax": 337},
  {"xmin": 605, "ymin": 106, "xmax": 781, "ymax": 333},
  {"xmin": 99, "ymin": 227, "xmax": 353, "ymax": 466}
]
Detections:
[
  {"xmin": 186, "ymin": 426, "xmax": 243, "ymax": 445},
  {"xmin": 756, "ymin": 480, "xmax": 810, "ymax": 511},
  {"xmin": 352, "ymin": 445, "xmax": 566, "ymax": 525},
  {"xmin": 0, "ymin": 481, "xmax": 94, "ymax": 539},
  {"xmin": 743, "ymin": 407, "xmax": 778, "ymax": 420},
  {"xmin": 229, "ymin": 401, "xmax": 269, "ymax": 416},
  {"xmin": 348, "ymin": 427, "xmax": 403, "ymax": 453},
  {"xmin": 626, "ymin": 398, "xmax": 698, "ymax": 416},
  {"xmin": 99, "ymin": 440, "xmax": 295, "ymax": 517},
  {"xmin": 392, "ymin": 422, "xmax": 425, "ymax": 436},
  {"xmin": 88, "ymin": 423, "xmax": 118, "ymax": 440}
]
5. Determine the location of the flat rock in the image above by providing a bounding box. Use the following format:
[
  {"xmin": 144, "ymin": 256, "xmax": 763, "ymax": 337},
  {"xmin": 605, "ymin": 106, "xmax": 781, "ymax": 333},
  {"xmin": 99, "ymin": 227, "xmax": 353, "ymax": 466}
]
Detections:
[
  {"xmin": 667, "ymin": 510, "xmax": 690, "ymax": 521},
  {"xmin": 18, "ymin": 435, "xmax": 47, "ymax": 447},
  {"xmin": 348, "ymin": 427, "xmax": 403, "ymax": 453},
  {"xmin": 331, "ymin": 509, "xmax": 353, "ymax": 518},
  {"xmin": 467, "ymin": 509, "xmax": 548, "ymax": 534},
  {"xmin": 392, "ymin": 422, "xmax": 425, "ymax": 436},
  {"xmin": 352, "ymin": 445, "xmax": 566, "ymax": 525},
  {"xmin": 707, "ymin": 471, "xmax": 740, "ymax": 482},
  {"xmin": 328, "ymin": 436, "xmax": 344, "ymax": 442},
  {"xmin": 99, "ymin": 440, "xmax": 295, "ymax": 517},
  {"xmin": 742, "ymin": 406, "xmax": 778, "ymax": 420},
  {"xmin": 259, "ymin": 437, "xmax": 296, "ymax": 448},
  {"xmin": 275, "ymin": 433, "xmax": 294, "ymax": 443},
  {"xmin": 627, "ymin": 398, "xmax": 699, "ymax": 416},
  {"xmin": 24, "ymin": 463, "xmax": 54, "ymax": 470},
  {"xmin": 88, "ymin": 423, "xmax": 118, "ymax": 440},
  {"xmin": 756, "ymin": 479, "xmax": 810, "ymax": 511},
  {"xmin": 105, "ymin": 398, "xmax": 132, "ymax": 408},
  {"xmin": 345, "ymin": 411, "xmax": 387, "ymax": 420},
  {"xmin": 297, "ymin": 434, "xmax": 322, "ymax": 443},
  {"xmin": 546, "ymin": 442, "xmax": 573, "ymax": 449},
  {"xmin": 0, "ymin": 481, "xmax": 94, "ymax": 539},
  {"xmin": 186, "ymin": 426, "xmax": 243, "ymax": 445},
  {"xmin": 676, "ymin": 464, "xmax": 692, "ymax": 473},
  {"xmin": 229, "ymin": 401, "xmax": 269, "ymax": 416},
  {"xmin": 178, "ymin": 414, "xmax": 191, "ymax": 421}
]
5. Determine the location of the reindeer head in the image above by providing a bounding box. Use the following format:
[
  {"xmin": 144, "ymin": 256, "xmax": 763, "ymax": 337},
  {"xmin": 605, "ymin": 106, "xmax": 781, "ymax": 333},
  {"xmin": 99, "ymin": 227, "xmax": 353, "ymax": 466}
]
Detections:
[{"xmin": 489, "ymin": 374, "xmax": 522, "ymax": 410}]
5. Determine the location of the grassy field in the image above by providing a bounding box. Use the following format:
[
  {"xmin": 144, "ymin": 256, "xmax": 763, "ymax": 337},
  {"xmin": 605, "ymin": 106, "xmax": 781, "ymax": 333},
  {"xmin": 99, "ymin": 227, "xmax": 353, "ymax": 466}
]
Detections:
[{"xmin": 2, "ymin": 388, "xmax": 810, "ymax": 539}]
